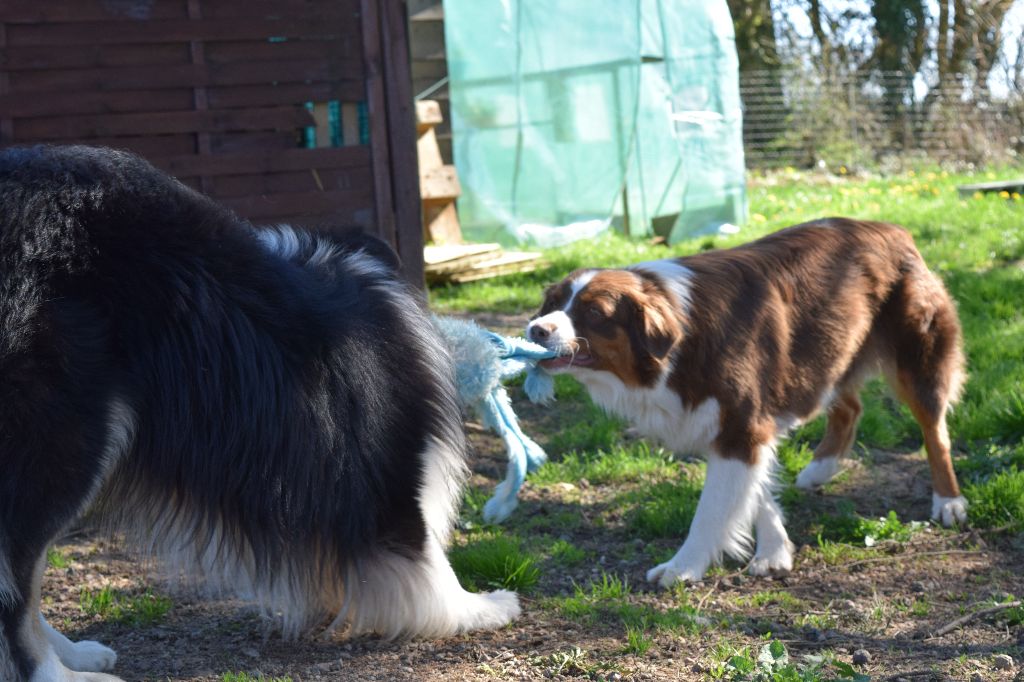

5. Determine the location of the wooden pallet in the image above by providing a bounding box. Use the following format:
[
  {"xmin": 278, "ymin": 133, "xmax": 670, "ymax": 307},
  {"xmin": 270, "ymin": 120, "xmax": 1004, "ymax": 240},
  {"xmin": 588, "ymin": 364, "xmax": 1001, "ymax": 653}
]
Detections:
[{"xmin": 425, "ymin": 243, "xmax": 544, "ymax": 283}]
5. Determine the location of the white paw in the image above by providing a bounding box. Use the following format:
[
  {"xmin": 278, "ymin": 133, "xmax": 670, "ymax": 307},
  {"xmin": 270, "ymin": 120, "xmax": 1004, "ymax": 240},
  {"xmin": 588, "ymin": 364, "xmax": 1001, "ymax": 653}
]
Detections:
[
  {"xmin": 932, "ymin": 494, "xmax": 968, "ymax": 526},
  {"xmin": 29, "ymin": 650, "xmax": 124, "ymax": 682},
  {"xmin": 62, "ymin": 640, "xmax": 117, "ymax": 673},
  {"xmin": 471, "ymin": 590, "xmax": 521, "ymax": 630},
  {"xmin": 645, "ymin": 559, "xmax": 706, "ymax": 588},
  {"xmin": 795, "ymin": 458, "xmax": 842, "ymax": 489},
  {"xmin": 749, "ymin": 541, "xmax": 795, "ymax": 576}
]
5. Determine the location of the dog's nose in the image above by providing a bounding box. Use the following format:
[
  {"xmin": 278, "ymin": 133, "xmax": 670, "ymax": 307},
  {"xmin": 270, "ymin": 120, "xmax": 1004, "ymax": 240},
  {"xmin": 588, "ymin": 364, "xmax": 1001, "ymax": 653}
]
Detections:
[{"xmin": 528, "ymin": 323, "xmax": 551, "ymax": 343}]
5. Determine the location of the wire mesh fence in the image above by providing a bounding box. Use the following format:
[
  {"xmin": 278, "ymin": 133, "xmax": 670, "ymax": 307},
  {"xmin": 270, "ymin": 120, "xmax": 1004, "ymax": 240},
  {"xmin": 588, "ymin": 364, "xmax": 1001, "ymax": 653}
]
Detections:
[{"xmin": 739, "ymin": 70, "xmax": 1024, "ymax": 170}]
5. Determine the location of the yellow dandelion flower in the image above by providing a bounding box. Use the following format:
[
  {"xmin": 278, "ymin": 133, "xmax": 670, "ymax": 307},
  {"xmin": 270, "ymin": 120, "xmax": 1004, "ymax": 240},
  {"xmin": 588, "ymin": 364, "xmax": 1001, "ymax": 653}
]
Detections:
[
  {"xmin": 973, "ymin": 191, "xmax": 984, "ymax": 200},
  {"xmin": 1013, "ymin": 193, "xmax": 1021, "ymax": 200},
  {"xmin": 839, "ymin": 166, "xmax": 848, "ymax": 175},
  {"xmin": 1000, "ymin": 190, "xmax": 1011, "ymax": 199}
]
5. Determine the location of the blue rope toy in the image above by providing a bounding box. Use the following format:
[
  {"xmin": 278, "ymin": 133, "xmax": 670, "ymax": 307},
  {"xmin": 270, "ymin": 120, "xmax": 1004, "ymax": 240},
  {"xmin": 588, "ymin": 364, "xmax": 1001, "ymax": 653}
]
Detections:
[{"xmin": 432, "ymin": 316, "xmax": 557, "ymax": 522}]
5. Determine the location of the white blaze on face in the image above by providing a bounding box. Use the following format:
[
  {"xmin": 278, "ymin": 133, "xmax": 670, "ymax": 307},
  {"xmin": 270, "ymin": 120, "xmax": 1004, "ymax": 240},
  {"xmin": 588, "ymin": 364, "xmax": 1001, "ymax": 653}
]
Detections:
[{"xmin": 527, "ymin": 271, "xmax": 596, "ymax": 351}]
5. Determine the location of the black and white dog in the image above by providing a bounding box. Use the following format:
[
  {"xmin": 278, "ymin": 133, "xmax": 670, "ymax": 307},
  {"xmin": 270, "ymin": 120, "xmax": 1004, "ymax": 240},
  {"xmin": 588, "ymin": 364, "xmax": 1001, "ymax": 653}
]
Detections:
[{"xmin": 0, "ymin": 146, "xmax": 519, "ymax": 681}]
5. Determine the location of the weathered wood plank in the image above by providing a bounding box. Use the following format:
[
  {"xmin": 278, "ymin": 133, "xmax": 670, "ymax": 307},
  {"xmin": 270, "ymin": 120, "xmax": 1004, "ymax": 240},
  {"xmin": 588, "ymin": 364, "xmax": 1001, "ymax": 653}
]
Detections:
[
  {"xmin": 219, "ymin": 189, "xmax": 374, "ymax": 220},
  {"xmin": 207, "ymin": 83, "xmax": 365, "ymax": 110},
  {"xmin": 419, "ymin": 165, "xmax": 460, "ymax": 201},
  {"xmin": 424, "ymin": 243, "xmax": 501, "ymax": 265},
  {"xmin": 206, "ymin": 166, "xmax": 373, "ymax": 198},
  {"xmin": 14, "ymin": 107, "xmax": 315, "ymax": 140},
  {"xmin": 0, "ymin": 89, "xmax": 194, "ymax": 117},
  {"xmin": 379, "ymin": 0, "xmax": 422, "ymax": 285},
  {"xmin": 9, "ymin": 58, "xmax": 363, "ymax": 92},
  {"xmin": 957, "ymin": 179, "xmax": 1024, "ymax": 197},
  {"xmin": 0, "ymin": 0, "xmax": 186, "ymax": 23},
  {"xmin": 359, "ymin": 0, "xmax": 395, "ymax": 249},
  {"xmin": 153, "ymin": 146, "xmax": 371, "ymax": 177},
  {"xmin": 209, "ymin": 131, "xmax": 301, "ymax": 154},
  {"xmin": 0, "ymin": 0, "xmax": 357, "ymax": 23},
  {"xmin": 74, "ymin": 134, "xmax": 199, "ymax": 158},
  {"xmin": 445, "ymin": 252, "xmax": 546, "ymax": 283},
  {"xmin": 204, "ymin": 38, "xmax": 360, "ymax": 65},
  {"xmin": 0, "ymin": 43, "xmax": 190, "ymax": 70},
  {"xmin": 6, "ymin": 15, "xmax": 356, "ymax": 46}
]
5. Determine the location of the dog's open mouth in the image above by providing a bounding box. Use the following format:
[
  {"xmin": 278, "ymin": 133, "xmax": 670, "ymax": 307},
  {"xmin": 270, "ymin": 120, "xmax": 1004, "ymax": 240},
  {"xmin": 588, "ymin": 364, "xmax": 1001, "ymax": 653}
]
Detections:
[{"xmin": 539, "ymin": 351, "xmax": 595, "ymax": 370}]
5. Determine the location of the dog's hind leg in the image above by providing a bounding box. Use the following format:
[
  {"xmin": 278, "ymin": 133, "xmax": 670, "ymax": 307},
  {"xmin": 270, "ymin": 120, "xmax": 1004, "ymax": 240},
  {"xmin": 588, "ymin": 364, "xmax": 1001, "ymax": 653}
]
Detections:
[
  {"xmin": 888, "ymin": 348, "xmax": 967, "ymax": 526},
  {"xmin": 647, "ymin": 445, "xmax": 773, "ymax": 587},
  {"xmin": 796, "ymin": 388, "xmax": 862, "ymax": 489},
  {"xmin": 882, "ymin": 262, "xmax": 968, "ymax": 526},
  {"xmin": 337, "ymin": 534, "xmax": 521, "ymax": 639},
  {"xmin": 331, "ymin": 435, "xmax": 521, "ymax": 638}
]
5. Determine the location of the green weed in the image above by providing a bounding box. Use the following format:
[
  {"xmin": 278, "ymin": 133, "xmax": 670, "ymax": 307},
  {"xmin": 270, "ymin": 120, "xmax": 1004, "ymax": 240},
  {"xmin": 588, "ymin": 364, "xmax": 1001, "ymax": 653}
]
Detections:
[
  {"xmin": 814, "ymin": 507, "xmax": 923, "ymax": 546},
  {"xmin": 714, "ymin": 640, "xmax": 868, "ymax": 681},
  {"xmin": 965, "ymin": 466, "xmax": 1024, "ymax": 531},
  {"xmin": 529, "ymin": 646, "xmax": 620, "ymax": 678},
  {"xmin": 623, "ymin": 625, "xmax": 654, "ymax": 655},
  {"xmin": 547, "ymin": 538, "xmax": 590, "ymax": 567},
  {"xmin": 449, "ymin": 533, "xmax": 541, "ymax": 593},
  {"xmin": 740, "ymin": 590, "xmax": 806, "ymax": 612},
  {"xmin": 79, "ymin": 586, "xmax": 172, "ymax": 626},
  {"xmin": 811, "ymin": 537, "xmax": 876, "ymax": 565},
  {"xmin": 46, "ymin": 548, "xmax": 69, "ymax": 570},
  {"xmin": 910, "ymin": 598, "xmax": 931, "ymax": 617}
]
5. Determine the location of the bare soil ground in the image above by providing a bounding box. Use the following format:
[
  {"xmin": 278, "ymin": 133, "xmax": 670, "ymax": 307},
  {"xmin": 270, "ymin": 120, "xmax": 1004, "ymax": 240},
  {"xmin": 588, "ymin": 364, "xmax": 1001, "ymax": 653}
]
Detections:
[{"xmin": 42, "ymin": 314, "xmax": 1024, "ymax": 681}]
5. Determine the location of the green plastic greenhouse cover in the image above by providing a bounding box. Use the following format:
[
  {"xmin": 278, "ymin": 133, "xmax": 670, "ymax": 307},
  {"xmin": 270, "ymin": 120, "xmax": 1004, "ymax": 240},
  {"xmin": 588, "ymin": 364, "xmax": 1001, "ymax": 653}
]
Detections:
[{"xmin": 443, "ymin": 0, "xmax": 747, "ymax": 246}]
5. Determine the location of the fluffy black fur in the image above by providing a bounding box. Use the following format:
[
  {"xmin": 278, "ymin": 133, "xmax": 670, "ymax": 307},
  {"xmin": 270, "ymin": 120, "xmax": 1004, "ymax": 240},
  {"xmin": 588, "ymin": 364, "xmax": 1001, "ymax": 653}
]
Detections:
[{"xmin": 0, "ymin": 146, "xmax": 512, "ymax": 681}]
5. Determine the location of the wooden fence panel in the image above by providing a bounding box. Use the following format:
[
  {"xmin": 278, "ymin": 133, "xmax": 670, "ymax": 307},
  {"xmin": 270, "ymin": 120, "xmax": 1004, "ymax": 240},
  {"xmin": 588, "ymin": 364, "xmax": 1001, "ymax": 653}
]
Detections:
[{"xmin": 0, "ymin": 0, "xmax": 423, "ymax": 285}]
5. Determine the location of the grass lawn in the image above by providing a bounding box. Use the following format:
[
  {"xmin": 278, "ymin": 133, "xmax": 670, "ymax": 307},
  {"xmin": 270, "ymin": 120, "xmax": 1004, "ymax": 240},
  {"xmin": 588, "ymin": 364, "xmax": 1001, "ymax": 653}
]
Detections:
[
  {"xmin": 429, "ymin": 165, "xmax": 1024, "ymax": 680},
  {"xmin": 40, "ymin": 166, "xmax": 1023, "ymax": 681}
]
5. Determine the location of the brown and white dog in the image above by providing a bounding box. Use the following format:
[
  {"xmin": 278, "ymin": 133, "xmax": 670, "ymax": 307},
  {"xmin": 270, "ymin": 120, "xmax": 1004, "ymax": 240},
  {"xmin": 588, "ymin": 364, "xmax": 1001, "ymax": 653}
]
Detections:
[{"xmin": 527, "ymin": 218, "xmax": 967, "ymax": 587}]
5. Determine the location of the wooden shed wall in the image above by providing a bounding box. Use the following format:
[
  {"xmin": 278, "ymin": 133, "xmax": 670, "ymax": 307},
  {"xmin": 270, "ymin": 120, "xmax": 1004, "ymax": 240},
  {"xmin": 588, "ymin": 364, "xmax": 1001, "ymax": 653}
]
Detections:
[{"xmin": 0, "ymin": 0, "xmax": 423, "ymax": 284}]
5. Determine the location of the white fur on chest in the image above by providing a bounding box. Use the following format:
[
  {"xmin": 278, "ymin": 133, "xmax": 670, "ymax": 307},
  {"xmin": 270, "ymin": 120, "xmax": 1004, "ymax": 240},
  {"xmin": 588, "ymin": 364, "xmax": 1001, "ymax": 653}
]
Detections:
[{"xmin": 575, "ymin": 370, "xmax": 720, "ymax": 454}]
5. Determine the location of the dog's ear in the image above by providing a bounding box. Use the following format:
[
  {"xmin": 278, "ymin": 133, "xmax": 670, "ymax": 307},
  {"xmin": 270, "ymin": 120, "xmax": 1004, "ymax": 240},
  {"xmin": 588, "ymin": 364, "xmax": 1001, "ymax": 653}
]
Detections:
[
  {"xmin": 334, "ymin": 227, "xmax": 401, "ymax": 271},
  {"xmin": 631, "ymin": 283, "xmax": 682, "ymax": 360}
]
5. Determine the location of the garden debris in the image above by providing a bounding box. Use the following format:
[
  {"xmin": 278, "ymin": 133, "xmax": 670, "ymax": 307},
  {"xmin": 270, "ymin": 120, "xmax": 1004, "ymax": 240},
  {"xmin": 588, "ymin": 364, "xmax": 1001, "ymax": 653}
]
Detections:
[
  {"xmin": 930, "ymin": 600, "xmax": 1022, "ymax": 638},
  {"xmin": 994, "ymin": 653, "xmax": 1015, "ymax": 670}
]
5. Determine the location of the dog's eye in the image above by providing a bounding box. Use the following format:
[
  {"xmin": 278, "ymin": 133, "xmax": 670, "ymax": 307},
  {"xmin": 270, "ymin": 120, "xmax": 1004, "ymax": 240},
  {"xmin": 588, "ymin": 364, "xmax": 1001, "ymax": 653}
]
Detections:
[{"xmin": 586, "ymin": 305, "xmax": 604, "ymax": 320}]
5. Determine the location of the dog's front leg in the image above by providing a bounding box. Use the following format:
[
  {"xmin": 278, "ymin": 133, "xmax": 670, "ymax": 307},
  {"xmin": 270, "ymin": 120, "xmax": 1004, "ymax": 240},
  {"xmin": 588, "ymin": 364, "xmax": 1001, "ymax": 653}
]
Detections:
[{"xmin": 646, "ymin": 449, "xmax": 770, "ymax": 588}]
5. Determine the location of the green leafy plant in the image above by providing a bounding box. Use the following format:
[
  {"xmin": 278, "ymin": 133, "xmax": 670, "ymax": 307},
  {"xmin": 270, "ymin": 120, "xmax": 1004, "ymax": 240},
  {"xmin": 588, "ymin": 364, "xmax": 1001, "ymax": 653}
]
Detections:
[
  {"xmin": 449, "ymin": 533, "xmax": 540, "ymax": 593},
  {"xmin": 79, "ymin": 586, "xmax": 172, "ymax": 626}
]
